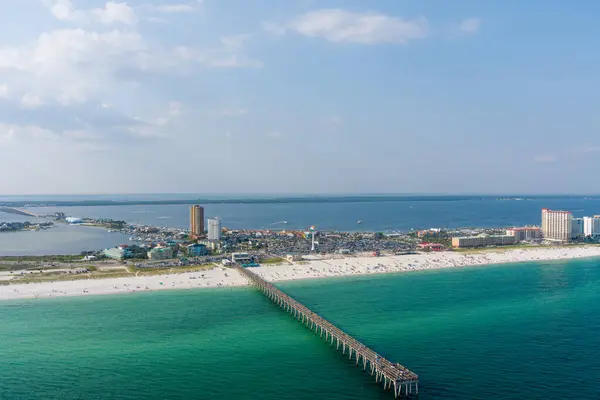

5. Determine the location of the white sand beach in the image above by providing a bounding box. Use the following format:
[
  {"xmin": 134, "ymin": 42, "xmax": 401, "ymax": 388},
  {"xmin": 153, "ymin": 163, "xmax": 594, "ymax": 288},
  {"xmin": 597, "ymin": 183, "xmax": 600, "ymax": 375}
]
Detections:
[{"xmin": 2, "ymin": 246, "xmax": 600, "ymax": 301}]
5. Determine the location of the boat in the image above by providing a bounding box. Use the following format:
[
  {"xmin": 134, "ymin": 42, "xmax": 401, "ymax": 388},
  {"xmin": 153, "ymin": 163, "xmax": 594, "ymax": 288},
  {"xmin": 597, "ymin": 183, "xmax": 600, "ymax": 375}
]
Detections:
[{"xmin": 357, "ymin": 220, "xmax": 362, "ymax": 224}]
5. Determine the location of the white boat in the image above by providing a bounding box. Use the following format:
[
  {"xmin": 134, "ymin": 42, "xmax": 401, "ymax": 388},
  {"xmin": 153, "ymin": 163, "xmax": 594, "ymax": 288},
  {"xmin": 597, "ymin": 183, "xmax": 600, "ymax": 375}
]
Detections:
[{"xmin": 357, "ymin": 220, "xmax": 362, "ymax": 224}]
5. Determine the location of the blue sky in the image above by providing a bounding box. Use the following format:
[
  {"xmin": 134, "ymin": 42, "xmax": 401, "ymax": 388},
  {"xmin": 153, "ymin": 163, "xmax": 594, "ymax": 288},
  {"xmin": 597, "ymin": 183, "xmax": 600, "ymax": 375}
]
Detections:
[{"xmin": 0, "ymin": 0, "xmax": 599, "ymax": 195}]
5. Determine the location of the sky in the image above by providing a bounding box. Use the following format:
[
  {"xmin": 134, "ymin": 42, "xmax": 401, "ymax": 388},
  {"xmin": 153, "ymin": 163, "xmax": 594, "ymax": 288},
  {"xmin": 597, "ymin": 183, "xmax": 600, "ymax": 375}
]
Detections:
[{"xmin": 0, "ymin": 0, "xmax": 599, "ymax": 195}]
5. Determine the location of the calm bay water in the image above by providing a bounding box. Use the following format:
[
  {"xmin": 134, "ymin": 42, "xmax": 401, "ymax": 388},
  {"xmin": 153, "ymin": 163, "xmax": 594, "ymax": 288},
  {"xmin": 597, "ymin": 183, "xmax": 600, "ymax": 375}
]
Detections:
[
  {"xmin": 2, "ymin": 258, "xmax": 600, "ymax": 399},
  {"xmin": 0, "ymin": 196, "xmax": 598, "ymax": 255},
  {"xmin": 0, "ymin": 225, "xmax": 129, "ymax": 256},
  {"xmin": 24, "ymin": 197, "xmax": 600, "ymax": 232}
]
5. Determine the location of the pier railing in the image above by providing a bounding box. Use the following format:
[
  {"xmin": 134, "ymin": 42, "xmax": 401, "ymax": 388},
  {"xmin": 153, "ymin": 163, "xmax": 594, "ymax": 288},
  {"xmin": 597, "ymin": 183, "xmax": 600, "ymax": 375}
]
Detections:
[{"xmin": 235, "ymin": 265, "xmax": 419, "ymax": 398}]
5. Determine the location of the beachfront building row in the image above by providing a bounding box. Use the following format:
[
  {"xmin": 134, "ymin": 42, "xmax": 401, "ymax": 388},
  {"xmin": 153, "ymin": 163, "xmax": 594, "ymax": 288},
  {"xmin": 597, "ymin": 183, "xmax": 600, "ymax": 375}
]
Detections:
[
  {"xmin": 541, "ymin": 209, "xmax": 600, "ymax": 241},
  {"xmin": 505, "ymin": 227, "xmax": 542, "ymax": 242},
  {"xmin": 451, "ymin": 234, "xmax": 516, "ymax": 248}
]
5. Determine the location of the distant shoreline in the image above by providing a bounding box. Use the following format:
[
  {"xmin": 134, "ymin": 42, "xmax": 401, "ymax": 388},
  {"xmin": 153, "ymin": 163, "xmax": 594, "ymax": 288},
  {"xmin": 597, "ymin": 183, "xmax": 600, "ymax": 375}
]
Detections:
[{"xmin": 0, "ymin": 194, "xmax": 598, "ymax": 208}]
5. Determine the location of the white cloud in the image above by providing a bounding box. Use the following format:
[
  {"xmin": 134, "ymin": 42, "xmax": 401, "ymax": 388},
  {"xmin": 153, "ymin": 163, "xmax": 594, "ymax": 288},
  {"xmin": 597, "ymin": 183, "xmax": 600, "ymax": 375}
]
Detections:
[
  {"xmin": 44, "ymin": 1, "xmax": 137, "ymax": 25},
  {"xmin": 0, "ymin": 84, "xmax": 7, "ymax": 98},
  {"xmin": 148, "ymin": 3, "xmax": 196, "ymax": 13},
  {"xmin": 92, "ymin": 2, "xmax": 137, "ymax": 25},
  {"xmin": 269, "ymin": 9, "xmax": 428, "ymax": 44},
  {"xmin": 0, "ymin": 123, "xmax": 53, "ymax": 143},
  {"xmin": 127, "ymin": 101, "xmax": 185, "ymax": 137},
  {"xmin": 0, "ymin": 28, "xmax": 149, "ymax": 103},
  {"xmin": 0, "ymin": 26, "xmax": 261, "ymax": 107},
  {"xmin": 459, "ymin": 18, "xmax": 481, "ymax": 35},
  {"xmin": 534, "ymin": 155, "xmax": 556, "ymax": 164},
  {"xmin": 136, "ymin": 1, "xmax": 204, "ymax": 18},
  {"xmin": 49, "ymin": 0, "xmax": 78, "ymax": 21},
  {"xmin": 21, "ymin": 94, "xmax": 44, "ymax": 108},
  {"xmin": 0, "ymin": 123, "xmax": 110, "ymax": 154}
]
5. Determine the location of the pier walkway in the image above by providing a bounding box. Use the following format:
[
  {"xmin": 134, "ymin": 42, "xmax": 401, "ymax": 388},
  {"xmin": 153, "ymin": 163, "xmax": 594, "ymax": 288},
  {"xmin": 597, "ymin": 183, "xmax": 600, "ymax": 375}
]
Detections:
[{"xmin": 235, "ymin": 266, "xmax": 419, "ymax": 398}]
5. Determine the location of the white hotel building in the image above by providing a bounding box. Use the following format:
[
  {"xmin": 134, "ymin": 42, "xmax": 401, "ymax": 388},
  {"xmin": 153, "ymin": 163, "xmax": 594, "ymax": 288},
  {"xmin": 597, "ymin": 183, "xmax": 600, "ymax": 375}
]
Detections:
[
  {"xmin": 583, "ymin": 216, "xmax": 600, "ymax": 237},
  {"xmin": 207, "ymin": 217, "xmax": 222, "ymax": 241},
  {"xmin": 541, "ymin": 208, "xmax": 572, "ymax": 242}
]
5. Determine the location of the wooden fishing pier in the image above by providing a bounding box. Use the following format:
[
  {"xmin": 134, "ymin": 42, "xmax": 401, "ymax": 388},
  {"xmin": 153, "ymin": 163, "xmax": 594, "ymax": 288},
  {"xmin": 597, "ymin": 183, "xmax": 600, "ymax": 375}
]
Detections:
[{"xmin": 235, "ymin": 266, "xmax": 419, "ymax": 398}]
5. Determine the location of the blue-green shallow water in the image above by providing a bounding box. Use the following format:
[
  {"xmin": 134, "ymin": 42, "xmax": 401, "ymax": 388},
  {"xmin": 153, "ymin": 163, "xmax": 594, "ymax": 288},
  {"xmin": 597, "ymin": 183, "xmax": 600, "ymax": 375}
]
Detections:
[{"xmin": 2, "ymin": 259, "xmax": 600, "ymax": 399}]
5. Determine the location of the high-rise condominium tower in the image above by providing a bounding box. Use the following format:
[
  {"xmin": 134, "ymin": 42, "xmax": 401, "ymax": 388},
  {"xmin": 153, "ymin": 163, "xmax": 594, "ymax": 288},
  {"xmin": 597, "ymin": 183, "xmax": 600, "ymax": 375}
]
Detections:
[
  {"xmin": 190, "ymin": 205, "xmax": 204, "ymax": 238},
  {"xmin": 541, "ymin": 208, "xmax": 572, "ymax": 242}
]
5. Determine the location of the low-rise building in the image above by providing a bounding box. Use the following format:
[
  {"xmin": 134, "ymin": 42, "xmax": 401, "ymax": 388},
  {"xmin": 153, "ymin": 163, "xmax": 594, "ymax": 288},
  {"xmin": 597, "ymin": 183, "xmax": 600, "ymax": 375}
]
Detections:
[
  {"xmin": 147, "ymin": 247, "xmax": 173, "ymax": 260},
  {"xmin": 103, "ymin": 246, "xmax": 132, "ymax": 260},
  {"xmin": 187, "ymin": 243, "xmax": 209, "ymax": 257},
  {"xmin": 417, "ymin": 228, "xmax": 442, "ymax": 238},
  {"xmin": 232, "ymin": 252, "xmax": 253, "ymax": 263},
  {"xmin": 505, "ymin": 227, "xmax": 542, "ymax": 242},
  {"xmin": 418, "ymin": 242, "xmax": 444, "ymax": 251},
  {"xmin": 451, "ymin": 234, "xmax": 516, "ymax": 248}
]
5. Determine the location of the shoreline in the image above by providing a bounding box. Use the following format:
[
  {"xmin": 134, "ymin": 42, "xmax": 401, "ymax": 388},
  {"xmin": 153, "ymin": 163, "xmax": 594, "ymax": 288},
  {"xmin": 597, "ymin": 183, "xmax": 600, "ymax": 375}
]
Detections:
[{"xmin": 2, "ymin": 246, "xmax": 600, "ymax": 301}]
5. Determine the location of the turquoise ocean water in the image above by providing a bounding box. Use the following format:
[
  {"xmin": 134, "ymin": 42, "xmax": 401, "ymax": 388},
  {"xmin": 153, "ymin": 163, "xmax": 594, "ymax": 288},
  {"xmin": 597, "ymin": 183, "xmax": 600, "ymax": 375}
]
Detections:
[{"xmin": 2, "ymin": 259, "xmax": 600, "ymax": 399}]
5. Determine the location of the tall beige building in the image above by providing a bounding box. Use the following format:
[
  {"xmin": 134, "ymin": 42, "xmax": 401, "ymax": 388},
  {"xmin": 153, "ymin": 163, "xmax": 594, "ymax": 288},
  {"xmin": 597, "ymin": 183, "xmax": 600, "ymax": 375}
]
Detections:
[
  {"xmin": 190, "ymin": 205, "xmax": 205, "ymax": 238},
  {"xmin": 541, "ymin": 208, "xmax": 572, "ymax": 242}
]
